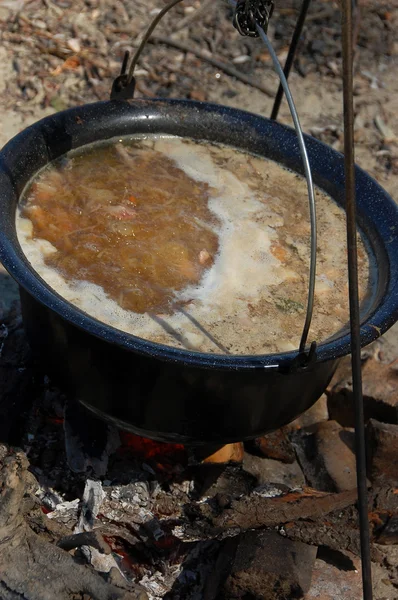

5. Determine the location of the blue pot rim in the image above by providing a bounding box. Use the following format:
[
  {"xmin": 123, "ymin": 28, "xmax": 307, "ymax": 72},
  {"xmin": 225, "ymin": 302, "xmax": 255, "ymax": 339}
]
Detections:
[{"xmin": 0, "ymin": 98, "xmax": 397, "ymax": 371}]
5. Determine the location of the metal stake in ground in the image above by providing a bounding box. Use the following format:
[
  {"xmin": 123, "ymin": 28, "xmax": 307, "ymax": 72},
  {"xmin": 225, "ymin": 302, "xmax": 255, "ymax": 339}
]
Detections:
[{"xmin": 341, "ymin": 0, "xmax": 373, "ymax": 598}]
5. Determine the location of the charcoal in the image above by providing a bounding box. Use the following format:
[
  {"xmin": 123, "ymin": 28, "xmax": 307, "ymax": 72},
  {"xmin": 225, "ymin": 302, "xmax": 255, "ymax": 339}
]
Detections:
[{"xmin": 220, "ymin": 530, "xmax": 317, "ymax": 599}]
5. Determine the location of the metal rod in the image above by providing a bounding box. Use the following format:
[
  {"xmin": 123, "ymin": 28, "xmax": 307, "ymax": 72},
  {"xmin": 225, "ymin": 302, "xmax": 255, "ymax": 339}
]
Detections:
[
  {"xmin": 127, "ymin": 0, "xmax": 185, "ymax": 84},
  {"xmin": 341, "ymin": 0, "xmax": 373, "ymax": 598},
  {"xmin": 270, "ymin": 0, "xmax": 311, "ymax": 121},
  {"xmin": 258, "ymin": 27, "xmax": 317, "ymax": 353}
]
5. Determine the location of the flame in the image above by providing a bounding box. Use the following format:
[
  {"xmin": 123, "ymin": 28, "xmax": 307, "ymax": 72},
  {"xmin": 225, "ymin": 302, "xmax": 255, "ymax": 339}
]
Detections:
[
  {"xmin": 118, "ymin": 431, "xmax": 187, "ymax": 469},
  {"xmin": 46, "ymin": 416, "xmax": 64, "ymax": 425},
  {"xmin": 153, "ymin": 534, "xmax": 177, "ymax": 550},
  {"xmin": 104, "ymin": 536, "xmax": 143, "ymax": 574}
]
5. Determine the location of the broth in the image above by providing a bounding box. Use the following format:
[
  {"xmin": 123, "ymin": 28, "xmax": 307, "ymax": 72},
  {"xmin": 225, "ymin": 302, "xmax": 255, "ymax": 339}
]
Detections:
[{"xmin": 16, "ymin": 136, "xmax": 372, "ymax": 355}]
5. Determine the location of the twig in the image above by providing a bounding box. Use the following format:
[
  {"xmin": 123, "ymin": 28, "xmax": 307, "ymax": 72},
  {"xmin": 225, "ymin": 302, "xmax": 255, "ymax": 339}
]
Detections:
[
  {"xmin": 353, "ymin": 0, "xmax": 361, "ymax": 64},
  {"xmin": 149, "ymin": 35, "xmax": 274, "ymax": 97},
  {"xmin": 305, "ymin": 7, "xmax": 335, "ymax": 22},
  {"xmin": 57, "ymin": 531, "xmax": 112, "ymax": 554},
  {"xmin": 42, "ymin": 0, "xmax": 63, "ymax": 16},
  {"xmin": 174, "ymin": 0, "xmax": 215, "ymax": 31}
]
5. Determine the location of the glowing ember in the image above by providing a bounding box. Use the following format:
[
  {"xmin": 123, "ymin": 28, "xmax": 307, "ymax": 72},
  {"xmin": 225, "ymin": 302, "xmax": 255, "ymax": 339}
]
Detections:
[{"xmin": 117, "ymin": 431, "xmax": 187, "ymax": 467}]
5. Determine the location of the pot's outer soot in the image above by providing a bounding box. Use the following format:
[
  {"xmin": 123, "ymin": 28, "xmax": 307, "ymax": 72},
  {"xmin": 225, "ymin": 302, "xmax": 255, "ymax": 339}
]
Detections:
[{"xmin": 0, "ymin": 99, "xmax": 397, "ymax": 443}]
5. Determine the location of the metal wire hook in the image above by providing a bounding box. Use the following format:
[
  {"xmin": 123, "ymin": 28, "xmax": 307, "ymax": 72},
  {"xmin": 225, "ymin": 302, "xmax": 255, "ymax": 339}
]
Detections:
[
  {"xmin": 111, "ymin": 0, "xmax": 185, "ymax": 100},
  {"xmin": 230, "ymin": 0, "xmax": 317, "ymax": 355},
  {"xmin": 233, "ymin": 0, "xmax": 274, "ymax": 37}
]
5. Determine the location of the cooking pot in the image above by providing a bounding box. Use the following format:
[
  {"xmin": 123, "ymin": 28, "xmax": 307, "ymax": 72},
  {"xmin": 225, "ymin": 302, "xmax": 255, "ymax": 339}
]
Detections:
[{"xmin": 0, "ymin": 99, "xmax": 397, "ymax": 444}]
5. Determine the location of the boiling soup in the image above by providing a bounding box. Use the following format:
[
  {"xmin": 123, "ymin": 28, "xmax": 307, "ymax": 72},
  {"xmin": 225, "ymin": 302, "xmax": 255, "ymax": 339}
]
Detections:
[{"xmin": 16, "ymin": 136, "xmax": 372, "ymax": 354}]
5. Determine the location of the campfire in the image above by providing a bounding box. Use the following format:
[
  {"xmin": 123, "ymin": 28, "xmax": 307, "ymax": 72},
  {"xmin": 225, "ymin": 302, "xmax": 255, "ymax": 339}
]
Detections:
[
  {"xmin": 0, "ymin": 0, "xmax": 397, "ymax": 599},
  {"xmin": 0, "ymin": 307, "xmax": 397, "ymax": 599}
]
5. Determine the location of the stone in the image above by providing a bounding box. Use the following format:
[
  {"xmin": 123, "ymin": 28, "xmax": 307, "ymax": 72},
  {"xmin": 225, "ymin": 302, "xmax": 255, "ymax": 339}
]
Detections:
[
  {"xmin": 243, "ymin": 452, "xmax": 306, "ymax": 488},
  {"xmin": 0, "ymin": 7, "xmax": 10, "ymax": 21},
  {"xmin": 292, "ymin": 420, "xmax": 358, "ymax": 492},
  {"xmin": 308, "ymin": 545, "xmax": 398, "ymax": 599},
  {"xmin": 362, "ymin": 359, "xmax": 398, "ymax": 414},
  {"xmin": 371, "ymin": 552, "xmax": 398, "ymax": 599},
  {"xmin": 371, "ymin": 486, "xmax": 398, "ymax": 514},
  {"xmin": 287, "ymin": 393, "xmax": 329, "ymax": 430},
  {"xmin": 327, "ymin": 356, "xmax": 353, "ymax": 392},
  {"xmin": 328, "ymin": 357, "xmax": 398, "ymax": 427},
  {"xmin": 246, "ymin": 428, "xmax": 296, "ymax": 463},
  {"xmin": 305, "ymin": 555, "xmax": 362, "ymax": 600},
  {"xmin": 376, "ymin": 515, "xmax": 398, "ymax": 545},
  {"xmin": 373, "ymin": 545, "xmax": 398, "ymax": 594},
  {"xmin": 196, "ymin": 464, "xmax": 255, "ymax": 501},
  {"xmin": 189, "ymin": 89, "xmax": 206, "ymax": 102},
  {"xmin": 220, "ymin": 530, "xmax": 317, "ymax": 599},
  {"xmin": 366, "ymin": 419, "xmax": 398, "ymax": 485}
]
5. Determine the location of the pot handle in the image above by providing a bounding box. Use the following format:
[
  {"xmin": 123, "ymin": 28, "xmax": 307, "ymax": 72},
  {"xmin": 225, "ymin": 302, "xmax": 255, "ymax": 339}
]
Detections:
[
  {"xmin": 110, "ymin": 0, "xmax": 185, "ymax": 101},
  {"xmin": 110, "ymin": 0, "xmax": 318, "ymax": 366}
]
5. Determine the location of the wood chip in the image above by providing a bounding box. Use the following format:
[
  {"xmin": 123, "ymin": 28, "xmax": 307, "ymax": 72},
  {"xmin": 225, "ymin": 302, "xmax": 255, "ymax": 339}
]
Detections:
[{"xmin": 375, "ymin": 115, "xmax": 397, "ymax": 144}]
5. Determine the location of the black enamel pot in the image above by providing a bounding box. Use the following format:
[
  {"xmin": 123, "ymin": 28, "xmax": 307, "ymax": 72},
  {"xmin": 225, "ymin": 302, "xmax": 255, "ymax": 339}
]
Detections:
[{"xmin": 0, "ymin": 99, "xmax": 397, "ymax": 444}]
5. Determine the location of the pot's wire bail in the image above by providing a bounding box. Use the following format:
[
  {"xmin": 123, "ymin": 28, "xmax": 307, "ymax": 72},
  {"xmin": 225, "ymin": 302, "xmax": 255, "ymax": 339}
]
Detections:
[
  {"xmin": 111, "ymin": 0, "xmax": 318, "ymax": 359},
  {"xmin": 230, "ymin": 0, "xmax": 317, "ymax": 358}
]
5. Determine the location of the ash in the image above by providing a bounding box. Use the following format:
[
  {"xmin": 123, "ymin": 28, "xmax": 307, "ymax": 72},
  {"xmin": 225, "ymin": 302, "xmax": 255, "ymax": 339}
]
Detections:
[{"xmin": 20, "ymin": 381, "xmax": 251, "ymax": 599}]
